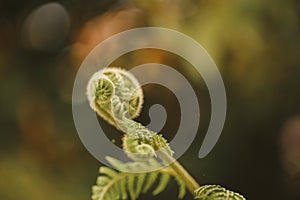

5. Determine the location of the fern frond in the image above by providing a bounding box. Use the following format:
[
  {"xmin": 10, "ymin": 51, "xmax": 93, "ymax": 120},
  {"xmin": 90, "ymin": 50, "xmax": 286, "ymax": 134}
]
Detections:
[
  {"xmin": 87, "ymin": 67, "xmax": 246, "ymax": 200},
  {"xmin": 92, "ymin": 157, "xmax": 187, "ymax": 200},
  {"xmin": 194, "ymin": 185, "xmax": 246, "ymax": 200}
]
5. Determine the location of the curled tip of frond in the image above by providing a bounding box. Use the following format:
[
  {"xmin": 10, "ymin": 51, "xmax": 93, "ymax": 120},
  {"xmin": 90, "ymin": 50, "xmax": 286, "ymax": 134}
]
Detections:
[
  {"xmin": 194, "ymin": 185, "xmax": 246, "ymax": 200},
  {"xmin": 122, "ymin": 134, "xmax": 157, "ymax": 161},
  {"xmin": 86, "ymin": 67, "xmax": 144, "ymax": 122},
  {"xmin": 86, "ymin": 68, "xmax": 112, "ymax": 111}
]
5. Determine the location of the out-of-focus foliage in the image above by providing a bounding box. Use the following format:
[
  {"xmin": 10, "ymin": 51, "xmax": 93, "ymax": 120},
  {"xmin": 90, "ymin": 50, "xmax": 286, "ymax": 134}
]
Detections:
[{"xmin": 1, "ymin": 0, "xmax": 300, "ymax": 199}]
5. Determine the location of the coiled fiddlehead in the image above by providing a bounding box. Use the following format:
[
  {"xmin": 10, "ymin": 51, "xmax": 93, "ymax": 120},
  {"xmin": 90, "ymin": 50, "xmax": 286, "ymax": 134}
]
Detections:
[
  {"xmin": 194, "ymin": 185, "xmax": 246, "ymax": 200},
  {"xmin": 87, "ymin": 67, "xmax": 143, "ymax": 127},
  {"xmin": 87, "ymin": 67, "xmax": 173, "ymax": 161},
  {"xmin": 87, "ymin": 67, "xmax": 246, "ymax": 200}
]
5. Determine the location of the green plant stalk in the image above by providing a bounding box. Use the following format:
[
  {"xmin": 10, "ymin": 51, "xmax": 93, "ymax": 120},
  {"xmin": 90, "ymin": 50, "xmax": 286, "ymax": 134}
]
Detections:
[{"xmin": 157, "ymin": 150, "xmax": 200, "ymax": 195}]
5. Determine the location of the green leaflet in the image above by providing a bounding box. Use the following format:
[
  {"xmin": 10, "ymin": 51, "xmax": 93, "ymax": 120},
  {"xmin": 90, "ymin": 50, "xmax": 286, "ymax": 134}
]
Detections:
[
  {"xmin": 135, "ymin": 173, "xmax": 146, "ymax": 197},
  {"xmin": 174, "ymin": 174, "xmax": 187, "ymax": 199},
  {"xmin": 152, "ymin": 173, "xmax": 170, "ymax": 195},
  {"xmin": 142, "ymin": 171, "xmax": 158, "ymax": 194}
]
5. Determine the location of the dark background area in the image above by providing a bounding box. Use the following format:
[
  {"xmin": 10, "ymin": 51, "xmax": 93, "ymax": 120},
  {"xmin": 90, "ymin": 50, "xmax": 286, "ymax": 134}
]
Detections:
[{"xmin": 1, "ymin": 0, "xmax": 300, "ymax": 199}]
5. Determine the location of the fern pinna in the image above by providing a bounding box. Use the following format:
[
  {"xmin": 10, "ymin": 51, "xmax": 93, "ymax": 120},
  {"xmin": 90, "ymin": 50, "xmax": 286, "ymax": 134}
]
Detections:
[
  {"xmin": 92, "ymin": 156, "xmax": 186, "ymax": 200},
  {"xmin": 87, "ymin": 67, "xmax": 246, "ymax": 199}
]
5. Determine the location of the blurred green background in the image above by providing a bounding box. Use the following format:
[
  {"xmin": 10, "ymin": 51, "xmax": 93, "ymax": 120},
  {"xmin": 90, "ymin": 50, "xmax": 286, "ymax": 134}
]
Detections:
[{"xmin": 1, "ymin": 0, "xmax": 300, "ymax": 199}]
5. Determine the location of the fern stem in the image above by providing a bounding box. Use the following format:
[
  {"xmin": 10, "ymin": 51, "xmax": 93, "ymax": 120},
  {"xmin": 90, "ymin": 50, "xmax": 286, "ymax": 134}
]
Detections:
[{"xmin": 157, "ymin": 151, "xmax": 200, "ymax": 195}]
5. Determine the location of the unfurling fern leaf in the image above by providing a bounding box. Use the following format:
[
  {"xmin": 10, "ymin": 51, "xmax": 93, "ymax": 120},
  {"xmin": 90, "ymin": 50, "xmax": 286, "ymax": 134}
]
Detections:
[
  {"xmin": 87, "ymin": 67, "xmax": 246, "ymax": 200},
  {"xmin": 92, "ymin": 156, "xmax": 187, "ymax": 200},
  {"xmin": 87, "ymin": 67, "xmax": 173, "ymax": 160},
  {"xmin": 194, "ymin": 185, "xmax": 246, "ymax": 200}
]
